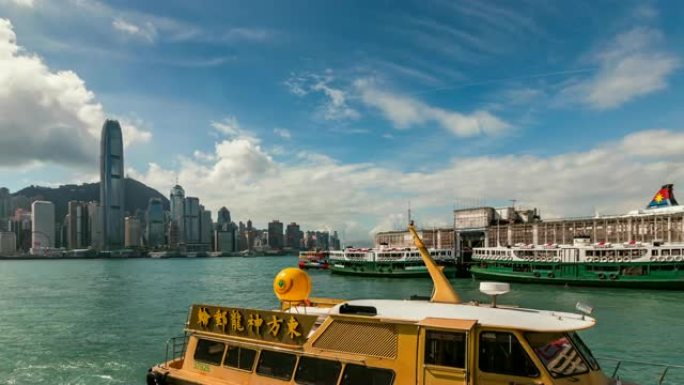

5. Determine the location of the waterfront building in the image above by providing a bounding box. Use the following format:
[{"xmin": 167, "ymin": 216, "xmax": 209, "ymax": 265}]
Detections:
[
  {"xmin": 0, "ymin": 231, "xmax": 16, "ymax": 256},
  {"xmin": 87, "ymin": 202, "xmax": 101, "ymax": 249},
  {"xmin": 0, "ymin": 187, "xmax": 11, "ymax": 230},
  {"xmin": 100, "ymin": 119, "xmax": 125, "ymax": 250},
  {"xmin": 8, "ymin": 209, "xmax": 32, "ymax": 252},
  {"xmin": 216, "ymin": 207, "xmax": 231, "ymax": 230},
  {"xmin": 169, "ymin": 185, "xmax": 185, "ymax": 245},
  {"xmin": 200, "ymin": 208, "xmax": 212, "ymax": 246},
  {"xmin": 183, "ymin": 197, "xmax": 200, "ymax": 244},
  {"xmin": 124, "ymin": 216, "xmax": 142, "ymax": 247},
  {"xmin": 285, "ymin": 222, "xmax": 303, "ymax": 249},
  {"xmin": 375, "ymin": 228, "xmax": 455, "ymax": 249},
  {"xmin": 268, "ymin": 220, "xmax": 284, "ymax": 249},
  {"xmin": 214, "ymin": 229, "xmax": 236, "ymax": 253},
  {"xmin": 146, "ymin": 198, "xmax": 165, "ymax": 248},
  {"xmin": 31, "ymin": 200, "xmax": 55, "ymax": 255},
  {"xmin": 67, "ymin": 201, "xmax": 90, "ymax": 249},
  {"xmin": 168, "ymin": 221, "xmax": 181, "ymax": 249}
]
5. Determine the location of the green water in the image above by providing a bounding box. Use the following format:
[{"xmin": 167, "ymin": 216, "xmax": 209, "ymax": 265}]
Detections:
[{"xmin": 0, "ymin": 257, "xmax": 682, "ymax": 385}]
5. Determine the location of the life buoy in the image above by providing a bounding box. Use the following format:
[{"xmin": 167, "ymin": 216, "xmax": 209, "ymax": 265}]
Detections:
[
  {"xmin": 533, "ymin": 272, "xmax": 541, "ymax": 278},
  {"xmin": 553, "ymin": 257, "xmax": 560, "ymax": 263},
  {"xmin": 666, "ymin": 256, "xmax": 674, "ymax": 262},
  {"xmin": 650, "ymin": 256, "xmax": 657, "ymax": 261},
  {"xmin": 600, "ymin": 257, "xmax": 608, "ymax": 263},
  {"xmin": 609, "ymin": 274, "xmax": 618, "ymax": 281},
  {"xmin": 598, "ymin": 273, "xmax": 606, "ymax": 280},
  {"xmin": 675, "ymin": 256, "xmax": 683, "ymax": 262},
  {"xmin": 547, "ymin": 272, "xmax": 555, "ymax": 278}
]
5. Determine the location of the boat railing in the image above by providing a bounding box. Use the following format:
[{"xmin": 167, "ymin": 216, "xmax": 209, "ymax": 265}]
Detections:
[
  {"xmin": 599, "ymin": 356, "xmax": 684, "ymax": 385},
  {"xmin": 162, "ymin": 334, "xmax": 188, "ymax": 369}
]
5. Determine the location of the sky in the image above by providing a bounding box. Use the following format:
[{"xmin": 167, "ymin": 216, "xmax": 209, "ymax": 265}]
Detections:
[{"xmin": 0, "ymin": 0, "xmax": 683, "ymax": 243}]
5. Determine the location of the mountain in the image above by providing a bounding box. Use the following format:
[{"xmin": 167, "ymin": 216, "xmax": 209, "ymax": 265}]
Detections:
[{"xmin": 11, "ymin": 178, "xmax": 169, "ymax": 221}]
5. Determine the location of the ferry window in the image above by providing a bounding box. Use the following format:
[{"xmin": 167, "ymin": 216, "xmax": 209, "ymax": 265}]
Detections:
[
  {"xmin": 256, "ymin": 350, "xmax": 297, "ymax": 381},
  {"xmin": 674, "ymin": 249, "xmax": 681, "ymax": 256},
  {"xmin": 194, "ymin": 339, "xmax": 225, "ymax": 366},
  {"xmin": 663, "ymin": 250, "xmax": 670, "ymax": 256},
  {"xmin": 479, "ymin": 332, "xmax": 539, "ymax": 377},
  {"xmin": 295, "ymin": 356, "xmax": 341, "ymax": 385},
  {"xmin": 424, "ymin": 330, "xmax": 466, "ymax": 368},
  {"xmin": 224, "ymin": 345, "xmax": 256, "ymax": 371},
  {"xmin": 340, "ymin": 364, "xmax": 394, "ymax": 385},
  {"xmin": 526, "ymin": 332, "xmax": 589, "ymax": 378}
]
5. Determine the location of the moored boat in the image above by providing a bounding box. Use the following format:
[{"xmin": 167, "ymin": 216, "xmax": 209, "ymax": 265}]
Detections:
[
  {"xmin": 297, "ymin": 250, "xmax": 330, "ymax": 269},
  {"xmin": 470, "ymin": 237, "xmax": 684, "ymax": 289},
  {"xmin": 147, "ymin": 222, "xmax": 645, "ymax": 385},
  {"xmin": 329, "ymin": 246, "xmax": 457, "ymax": 277}
]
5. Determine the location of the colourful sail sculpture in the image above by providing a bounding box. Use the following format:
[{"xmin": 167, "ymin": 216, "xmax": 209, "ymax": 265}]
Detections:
[{"xmin": 647, "ymin": 184, "xmax": 679, "ymax": 208}]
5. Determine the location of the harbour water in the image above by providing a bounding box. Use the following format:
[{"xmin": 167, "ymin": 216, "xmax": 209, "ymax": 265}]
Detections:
[{"xmin": 0, "ymin": 257, "xmax": 682, "ymax": 385}]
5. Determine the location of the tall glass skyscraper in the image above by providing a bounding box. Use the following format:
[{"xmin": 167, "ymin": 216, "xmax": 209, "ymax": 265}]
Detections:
[{"xmin": 100, "ymin": 119, "xmax": 125, "ymax": 250}]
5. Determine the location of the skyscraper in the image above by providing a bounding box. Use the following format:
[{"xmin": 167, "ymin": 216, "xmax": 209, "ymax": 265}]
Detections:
[
  {"xmin": 125, "ymin": 216, "xmax": 142, "ymax": 247},
  {"xmin": 100, "ymin": 119, "xmax": 125, "ymax": 250},
  {"xmin": 268, "ymin": 220, "xmax": 284, "ymax": 250},
  {"xmin": 67, "ymin": 201, "xmax": 90, "ymax": 249},
  {"xmin": 31, "ymin": 200, "xmax": 54, "ymax": 255},
  {"xmin": 146, "ymin": 198, "xmax": 165, "ymax": 248},
  {"xmin": 285, "ymin": 222, "xmax": 303, "ymax": 249},
  {"xmin": 169, "ymin": 185, "xmax": 185, "ymax": 244},
  {"xmin": 216, "ymin": 207, "xmax": 231, "ymax": 230},
  {"xmin": 184, "ymin": 197, "xmax": 200, "ymax": 244}
]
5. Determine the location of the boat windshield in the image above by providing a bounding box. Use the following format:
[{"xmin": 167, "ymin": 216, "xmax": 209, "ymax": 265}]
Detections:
[{"xmin": 525, "ymin": 332, "xmax": 594, "ymax": 378}]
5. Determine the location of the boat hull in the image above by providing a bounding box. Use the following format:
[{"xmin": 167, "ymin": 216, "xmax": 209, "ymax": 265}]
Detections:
[
  {"xmin": 470, "ymin": 265, "xmax": 684, "ymax": 290},
  {"xmin": 330, "ymin": 261, "xmax": 457, "ymax": 278}
]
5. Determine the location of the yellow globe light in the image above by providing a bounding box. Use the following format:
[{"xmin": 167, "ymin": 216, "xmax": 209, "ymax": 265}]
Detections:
[{"xmin": 273, "ymin": 268, "xmax": 312, "ymax": 302}]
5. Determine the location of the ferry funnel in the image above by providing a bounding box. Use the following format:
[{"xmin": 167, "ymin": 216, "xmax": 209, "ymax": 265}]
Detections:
[{"xmin": 408, "ymin": 222, "xmax": 460, "ymax": 304}]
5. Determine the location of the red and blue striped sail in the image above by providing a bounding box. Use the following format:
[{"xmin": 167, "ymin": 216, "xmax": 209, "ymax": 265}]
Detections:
[{"xmin": 647, "ymin": 184, "xmax": 679, "ymax": 209}]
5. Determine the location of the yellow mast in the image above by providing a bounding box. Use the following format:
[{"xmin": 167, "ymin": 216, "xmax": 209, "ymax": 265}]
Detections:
[{"xmin": 408, "ymin": 221, "xmax": 461, "ymax": 304}]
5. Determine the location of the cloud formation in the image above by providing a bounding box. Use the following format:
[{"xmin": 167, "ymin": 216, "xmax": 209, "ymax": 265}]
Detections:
[
  {"xmin": 355, "ymin": 79, "xmax": 510, "ymax": 136},
  {"xmin": 130, "ymin": 117, "xmax": 684, "ymax": 242},
  {"xmin": 285, "ymin": 71, "xmax": 360, "ymax": 121},
  {"xmin": 112, "ymin": 17, "xmax": 157, "ymax": 42},
  {"xmin": 0, "ymin": 19, "xmax": 150, "ymax": 168},
  {"xmin": 564, "ymin": 27, "xmax": 679, "ymax": 109}
]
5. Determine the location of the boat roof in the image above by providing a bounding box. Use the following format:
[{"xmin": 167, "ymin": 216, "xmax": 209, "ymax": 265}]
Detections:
[{"xmin": 292, "ymin": 299, "xmax": 595, "ymax": 332}]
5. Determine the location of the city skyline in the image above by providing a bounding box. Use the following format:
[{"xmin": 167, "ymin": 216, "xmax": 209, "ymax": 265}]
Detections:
[{"xmin": 0, "ymin": 1, "xmax": 683, "ymax": 241}]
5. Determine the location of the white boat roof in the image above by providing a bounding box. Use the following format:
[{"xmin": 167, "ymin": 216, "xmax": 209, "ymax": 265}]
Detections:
[{"xmin": 318, "ymin": 299, "xmax": 595, "ymax": 332}]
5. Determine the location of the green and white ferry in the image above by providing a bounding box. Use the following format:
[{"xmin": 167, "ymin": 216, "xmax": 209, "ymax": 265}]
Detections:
[
  {"xmin": 329, "ymin": 246, "xmax": 457, "ymax": 277},
  {"xmin": 470, "ymin": 237, "xmax": 684, "ymax": 289}
]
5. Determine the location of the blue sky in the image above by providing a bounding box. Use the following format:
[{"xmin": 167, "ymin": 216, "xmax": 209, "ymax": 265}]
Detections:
[{"xmin": 1, "ymin": 0, "xmax": 683, "ymax": 241}]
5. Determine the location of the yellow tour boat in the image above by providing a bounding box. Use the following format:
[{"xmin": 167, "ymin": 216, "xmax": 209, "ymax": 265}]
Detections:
[{"xmin": 147, "ymin": 222, "xmax": 637, "ymax": 385}]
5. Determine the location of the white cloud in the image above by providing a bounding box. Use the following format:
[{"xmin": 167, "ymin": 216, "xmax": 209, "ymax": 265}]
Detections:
[
  {"xmin": 210, "ymin": 116, "xmax": 260, "ymax": 143},
  {"xmin": 130, "ymin": 124, "xmax": 684, "ymax": 242},
  {"xmin": 0, "ymin": 18, "xmax": 151, "ymax": 168},
  {"xmin": 273, "ymin": 128, "xmax": 291, "ymax": 140},
  {"xmin": 285, "ymin": 71, "xmax": 360, "ymax": 121},
  {"xmin": 5, "ymin": 0, "xmax": 34, "ymax": 7},
  {"xmin": 355, "ymin": 78, "xmax": 510, "ymax": 136},
  {"xmin": 112, "ymin": 18, "xmax": 157, "ymax": 42},
  {"xmin": 564, "ymin": 28, "xmax": 679, "ymax": 109}
]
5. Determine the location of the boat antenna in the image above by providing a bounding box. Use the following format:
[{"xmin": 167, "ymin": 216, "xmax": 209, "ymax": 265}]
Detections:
[{"xmin": 408, "ymin": 221, "xmax": 460, "ymax": 304}]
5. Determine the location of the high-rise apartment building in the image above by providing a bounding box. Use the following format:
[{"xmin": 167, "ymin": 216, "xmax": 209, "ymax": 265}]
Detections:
[
  {"xmin": 100, "ymin": 119, "xmax": 125, "ymax": 250},
  {"xmin": 146, "ymin": 198, "xmax": 165, "ymax": 248},
  {"xmin": 268, "ymin": 220, "xmax": 284, "ymax": 250},
  {"xmin": 31, "ymin": 200, "xmax": 55, "ymax": 254},
  {"xmin": 0, "ymin": 187, "xmax": 11, "ymax": 230}
]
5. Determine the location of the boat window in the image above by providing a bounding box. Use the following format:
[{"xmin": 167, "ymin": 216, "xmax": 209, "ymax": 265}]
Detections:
[
  {"xmin": 193, "ymin": 339, "xmax": 225, "ymax": 366},
  {"xmin": 567, "ymin": 332, "xmax": 599, "ymax": 371},
  {"xmin": 479, "ymin": 332, "xmax": 539, "ymax": 377},
  {"xmin": 662, "ymin": 250, "xmax": 670, "ymax": 256},
  {"xmin": 294, "ymin": 356, "xmax": 342, "ymax": 385},
  {"xmin": 256, "ymin": 350, "xmax": 297, "ymax": 381},
  {"xmin": 673, "ymin": 249, "xmax": 681, "ymax": 256},
  {"xmin": 340, "ymin": 364, "xmax": 394, "ymax": 385},
  {"xmin": 224, "ymin": 345, "xmax": 256, "ymax": 371},
  {"xmin": 526, "ymin": 332, "xmax": 589, "ymax": 378},
  {"xmin": 424, "ymin": 330, "xmax": 466, "ymax": 368}
]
